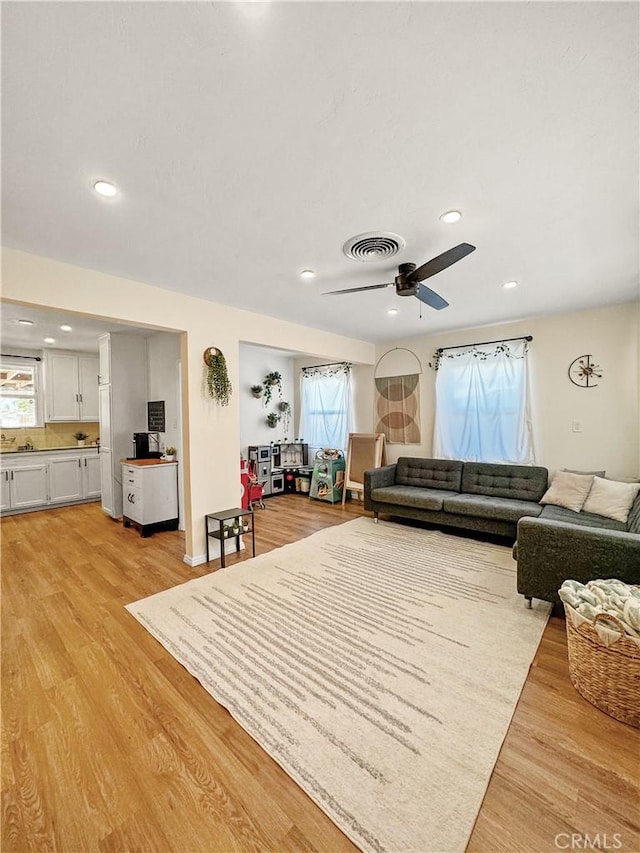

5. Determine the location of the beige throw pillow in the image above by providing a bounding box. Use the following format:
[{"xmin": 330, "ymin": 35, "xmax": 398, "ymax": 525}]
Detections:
[
  {"xmin": 582, "ymin": 476, "xmax": 640, "ymax": 523},
  {"xmin": 540, "ymin": 471, "xmax": 594, "ymax": 513}
]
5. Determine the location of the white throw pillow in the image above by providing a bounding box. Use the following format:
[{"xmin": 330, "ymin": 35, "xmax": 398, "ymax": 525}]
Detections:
[
  {"xmin": 582, "ymin": 476, "xmax": 640, "ymax": 523},
  {"xmin": 540, "ymin": 471, "xmax": 594, "ymax": 513}
]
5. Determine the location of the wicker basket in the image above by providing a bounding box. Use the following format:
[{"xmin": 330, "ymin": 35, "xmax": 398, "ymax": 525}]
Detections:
[{"xmin": 564, "ymin": 606, "xmax": 640, "ymax": 728}]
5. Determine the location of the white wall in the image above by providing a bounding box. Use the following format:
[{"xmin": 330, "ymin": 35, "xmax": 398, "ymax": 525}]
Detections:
[
  {"xmin": 374, "ymin": 303, "xmax": 639, "ymax": 480},
  {"xmin": 146, "ymin": 331, "xmax": 181, "ymax": 454},
  {"xmin": 2, "ymin": 248, "xmax": 376, "ymax": 563},
  {"xmin": 239, "ymin": 344, "xmax": 296, "ymax": 455}
]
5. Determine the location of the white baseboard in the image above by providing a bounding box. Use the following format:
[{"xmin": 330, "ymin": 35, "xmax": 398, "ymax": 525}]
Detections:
[{"xmin": 184, "ymin": 537, "xmax": 246, "ymax": 567}]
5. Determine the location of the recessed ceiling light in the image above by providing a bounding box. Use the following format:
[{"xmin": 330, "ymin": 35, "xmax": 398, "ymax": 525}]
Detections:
[
  {"xmin": 439, "ymin": 210, "xmax": 462, "ymax": 224},
  {"xmin": 60, "ymin": 324, "xmax": 73, "ymax": 332},
  {"xmin": 387, "ymin": 307, "xmax": 399, "ymax": 315},
  {"xmin": 93, "ymin": 180, "xmax": 118, "ymax": 197},
  {"xmin": 44, "ymin": 337, "xmax": 56, "ymax": 344},
  {"xmin": 16, "ymin": 319, "xmax": 34, "ymax": 326},
  {"xmin": 502, "ymin": 280, "xmax": 518, "ymax": 289},
  {"xmin": 300, "ymin": 269, "xmax": 316, "ymax": 280}
]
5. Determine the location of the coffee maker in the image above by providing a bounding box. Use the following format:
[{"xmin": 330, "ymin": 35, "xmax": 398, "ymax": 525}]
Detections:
[{"xmin": 132, "ymin": 432, "xmax": 162, "ymax": 459}]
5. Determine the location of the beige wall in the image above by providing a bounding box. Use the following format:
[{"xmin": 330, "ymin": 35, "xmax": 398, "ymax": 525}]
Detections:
[
  {"xmin": 373, "ymin": 303, "xmax": 639, "ymax": 480},
  {"xmin": 1, "ymin": 248, "xmax": 376, "ymax": 562}
]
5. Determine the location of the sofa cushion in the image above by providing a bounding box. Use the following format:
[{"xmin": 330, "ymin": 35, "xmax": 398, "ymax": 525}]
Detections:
[
  {"xmin": 582, "ymin": 476, "xmax": 640, "ymax": 523},
  {"xmin": 540, "ymin": 471, "xmax": 595, "ymax": 513},
  {"xmin": 395, "ymin": 457, "xmax": 463, "ymax": 491},
  {"xmin": 461, "ymin": 462, "xmax": 548, "ymax": 502},
  {"xmin": 628, "ymin": 494, "xmax": 640, "ymax": 535},
  {"xmin": 371, "ymin": 485, "xmax": 459, "ymax": 510},
  {"xmin": 443, "ymin": 494, "xmax": 543, "ymax": 523},
  {"xmin": 539, "ymin": 504, "xmax": 627, "ymax": 532}
]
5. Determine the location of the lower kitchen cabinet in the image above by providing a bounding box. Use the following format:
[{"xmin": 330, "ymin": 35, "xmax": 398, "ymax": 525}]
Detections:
[
  {"xmin": 49, "ymin": 456, "xmax": 83, "ymax": 503},
  {"xmin": 0, "ymin": 449, "xmax": 101, "ymax": 514},
  {"xmin": 3, "ymin": 463, "xmax": 49, "ymax": 510},
  {"xmin": 99, "ymin": 450, "xmax": 114, "ymax": 516},
  {"xmin": 83, "ymin": 454, "xmax": 101, "ymax": 498},
  {"xmin": 0, "ymin": 470, "xmax": 10, "ymax": 511},
  {"xmin": 48, "ymin": 455, "xmax": 103, "ymax": 504},
  {"xmin": 122, "ymin": 461, "xmax": 178, "ymax": 536}
]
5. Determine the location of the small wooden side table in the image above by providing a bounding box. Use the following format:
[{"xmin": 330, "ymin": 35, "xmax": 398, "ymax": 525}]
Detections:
[{"xmin": 205, "ymin": 507, "xmax": 255, "ymax": 567}]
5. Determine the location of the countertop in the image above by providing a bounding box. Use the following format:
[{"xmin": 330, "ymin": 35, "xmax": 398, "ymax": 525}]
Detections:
[
  {"xmin": 120, "ymin": 458, "xmax": 177, "ymax": 466},
  {"xmin": 0, "ymin": 445, "xmax": 100, "ymax": 455}
]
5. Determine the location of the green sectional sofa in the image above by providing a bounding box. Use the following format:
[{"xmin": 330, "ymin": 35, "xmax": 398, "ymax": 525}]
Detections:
[
  {"xmin": 364, "ymin": 457, "xmax": 549, "ymax": 539},
  {"xmin": 364, "ymin": 457, "xmax": 640, "ymax": 608}
]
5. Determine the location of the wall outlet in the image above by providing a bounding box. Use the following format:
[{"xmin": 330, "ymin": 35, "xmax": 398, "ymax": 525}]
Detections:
[{"xmin": 571, "ymin": 420, "xmax": 583, "ymax": 433}]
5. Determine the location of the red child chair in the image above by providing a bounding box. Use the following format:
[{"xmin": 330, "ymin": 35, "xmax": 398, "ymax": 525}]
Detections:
[{"xmin": 247, "ymin": 459, "xmax": 266, "ymax": 510}]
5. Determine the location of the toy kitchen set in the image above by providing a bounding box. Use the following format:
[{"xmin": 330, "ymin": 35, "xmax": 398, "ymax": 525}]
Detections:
[
  {"xmin": 246, "ymin": 442, "xmax": 312, "ymax": 497},
  {"xmin": 244, "ymin": 442, "xmax": 347, "ymax": 505}
]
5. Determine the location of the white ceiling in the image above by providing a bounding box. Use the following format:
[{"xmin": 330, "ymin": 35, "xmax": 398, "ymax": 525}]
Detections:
[
  {"xmin": 2, "ymin": 2, "xmax": 638, "ymax": 344},
  {"xmin": 0, "ymin": 303, "xmax": 155, "ymax": 353}
]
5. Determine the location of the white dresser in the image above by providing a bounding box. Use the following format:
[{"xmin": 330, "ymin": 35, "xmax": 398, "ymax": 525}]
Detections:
[{"xmin": 121, "ymin": 460, "xmax": 178, "ymax": 537}]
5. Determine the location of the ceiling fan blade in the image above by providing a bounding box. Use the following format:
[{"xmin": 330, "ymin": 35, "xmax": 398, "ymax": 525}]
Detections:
[
  {"xmin": 323, "ymin": 282, "xmax": 394, "ymax": 295},
  {"xmin": 416, "ymin": 283, "xmax": 449, "ymax": 310},
  {"xmin": 408, "ymin": 243, "xmax": 476, "ymax": 283}
]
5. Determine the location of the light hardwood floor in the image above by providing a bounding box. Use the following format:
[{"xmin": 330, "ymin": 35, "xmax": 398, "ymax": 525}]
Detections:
[{"xmin": 2, "ymin": 497, "xmax": 639, "ymax": 852}]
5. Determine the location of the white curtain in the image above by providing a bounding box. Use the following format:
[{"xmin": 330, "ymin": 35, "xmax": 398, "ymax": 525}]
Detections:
[
  {"xmin": 299, "ymin": 363, "xmax": 353, "ymax": 453},
  {"xmin": 433, "ymin": 340, "xmax": 534, "ymax": 464}
]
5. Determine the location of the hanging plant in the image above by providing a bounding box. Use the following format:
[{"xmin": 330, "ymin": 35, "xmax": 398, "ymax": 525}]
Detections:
[
  {"xmin": 203, "ymin": 347, "xmax": 233, "ymax": 406},
  {"xmin": 266, "ymin": 412, "xmax": 281, "ymax": 428},
  {"xmin": 278, "ymin": 401, "xmax": 291, "ymax": 436},
  {"xmin": 262, "ymin": 371, "xmax": 282, "ymax": 406},
  {"xmin": 250, "ymin": 384, "xmax": 264, "ymax": 399}
]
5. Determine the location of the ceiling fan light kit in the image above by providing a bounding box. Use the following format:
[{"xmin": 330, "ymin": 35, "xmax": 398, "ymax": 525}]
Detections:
[{"xmin": 325, "ymin": 242, "xmax": 476, "ymax": 311}]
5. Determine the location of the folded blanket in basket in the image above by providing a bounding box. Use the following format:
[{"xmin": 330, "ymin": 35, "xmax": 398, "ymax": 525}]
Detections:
[{"xmin": 559, "ymin": 578, "xmax": 640, "ymax": 639}]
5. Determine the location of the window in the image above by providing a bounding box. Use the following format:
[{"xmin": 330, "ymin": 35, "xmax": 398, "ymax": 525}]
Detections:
[
  {"xmin": 299, "ymin": 363, "xmax": 353, "ymax": 453},
  {"xmin": 0, "ymin": 360, "xmax": 42, "ymax": 428},
  {"xmin": 432, "ymin": 340, "xmax": 534, "ymax": 464}
]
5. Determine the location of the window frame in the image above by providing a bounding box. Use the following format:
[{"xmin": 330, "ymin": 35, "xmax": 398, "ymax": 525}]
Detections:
[{"xmin": 0, "ymin": 358, "xmax": 44, "ymax": 429}]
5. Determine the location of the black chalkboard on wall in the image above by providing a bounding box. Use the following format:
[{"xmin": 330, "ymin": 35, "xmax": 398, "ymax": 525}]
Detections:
[{"xmin": 147, "ymin": 401, "xmax": 166, "ymax": 432}]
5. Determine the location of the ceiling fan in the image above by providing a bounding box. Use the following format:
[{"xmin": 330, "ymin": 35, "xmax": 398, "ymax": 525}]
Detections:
[{"xmin": 323, "ymin": 243, "xmax": 476, "ymax": 310}]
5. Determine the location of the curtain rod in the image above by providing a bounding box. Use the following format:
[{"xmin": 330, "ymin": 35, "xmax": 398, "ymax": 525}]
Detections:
[
  {"xmin": 437, "ymin": 335, "xmax": 532, "ymax": 353},
  {"xmin": 301, "ymin": 361, "xmax": 350, "ymax": 370},
  {"xmin": 1, "ymin": 353, "xmax": 42, "ymax": 362}
]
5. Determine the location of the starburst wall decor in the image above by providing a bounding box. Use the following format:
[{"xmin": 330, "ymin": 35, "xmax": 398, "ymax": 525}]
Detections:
[{"xmin": 568, "ymin": 354, "xmax": 603, "ymax": 388}]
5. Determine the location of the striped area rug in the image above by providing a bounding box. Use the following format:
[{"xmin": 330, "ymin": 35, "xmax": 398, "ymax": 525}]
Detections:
[{"xmin": 126, "ymin": 518, "xmax": 550, "ymax": 853}]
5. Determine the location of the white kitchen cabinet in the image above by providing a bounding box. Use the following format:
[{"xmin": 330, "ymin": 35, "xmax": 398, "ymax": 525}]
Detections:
[
  {"xmin": 98, "ymin": 384, "xmax": 112, "ymax": 450},
  {"xmin": 98, "ymin": 335, "xmax": 110, "ymax": 384},
  {"xmin": 0, "ymin": 471, "xmax": 11, "ymax": 511},
  {"xmin": 0, "ymin": 449, "xmax": 101, "ymax": 514},
  {"xmin": 122, "ymin": 461, "xmax": 178, "ymax": 536},
  {"xmin": 49, "ymin": 456, "xmax": 83, "ymax": 503},
  {"xmin": 9, "ymin": 463, "xmax": 49, "ymax": 509},
  {"xmin": 99, "ymin": 450, "xmax": 114, "ymax": 516},
  {"xmin": 98, "ymin": 333, "xmax": 148, "ymax": 519},
  {"xmin": 49, "ymin": 454, "xmax": 101, "ymax": 503},
  {"xmin": 83, "ymin": 455, "xmax": 101, "ymax": 498},
  {"xmin": 44, "ymin": 352, "xmax": 99, "ymax": 422}
]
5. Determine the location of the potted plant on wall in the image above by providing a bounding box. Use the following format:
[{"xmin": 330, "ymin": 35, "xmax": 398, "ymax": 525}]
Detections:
[
  {"xmin": 250, "ymin": 384, "xmax": 264, "ymax": 399},
  {"xmin": 203, "ymin": 347, "xmax": 233, "ymax": 406},
  {"xmin": 262, "ymin": 371, "xmax": 282, "ymax": 406},
  {"xmin": 266, "ymin": 412, "xmax": 281, "ymax": 428},
  {"xmin": 74, "ymin": 431, "xmax": 88, "ymax": 446}
]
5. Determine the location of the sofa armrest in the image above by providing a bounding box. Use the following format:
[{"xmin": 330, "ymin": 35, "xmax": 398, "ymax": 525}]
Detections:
[
  {"xmin": 364, "ymin": 464, "xmax": 397, "ymax": 509},
  {"xmin": 516, "ymin": 516, "xmax": 640, "ymax": 604}
]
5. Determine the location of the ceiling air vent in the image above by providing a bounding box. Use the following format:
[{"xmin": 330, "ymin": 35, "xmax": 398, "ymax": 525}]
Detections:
[{"xmin": 343, "ymin": 232, "xmax": 406, "ymax": 262}]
